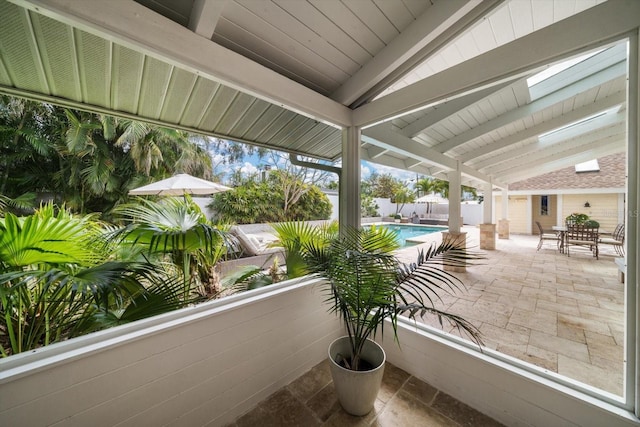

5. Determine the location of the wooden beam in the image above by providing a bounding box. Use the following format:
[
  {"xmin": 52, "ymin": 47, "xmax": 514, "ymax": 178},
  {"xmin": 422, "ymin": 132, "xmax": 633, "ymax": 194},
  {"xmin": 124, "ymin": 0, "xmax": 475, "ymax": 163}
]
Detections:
[
  {"xmin": 484, "ymin": 120, "xmax": 626, "ymax": 175},
  {"xmin": 352, "ymin": 0, "xmax": 640, "ymax": 127},
  {"xmin": 188, "ymin": 0, "xmax": 226, "ymax": 39},
  {"xmin": 400, "ymin": 78, "xmax": 520, "ymax": 138},
  {"xmin": 499, "ymin": 140, "xmax": 625, "ymax": 183},
  {"xmin": 487, "ymin": 127, "xmax": 626, "ymax": 182},
  {"xmin": 463, "ymin": 91, "xmax": 626, "ymax": 165},
  {"xmin": 13, "ymin": 0, "xmax": 353, "ymax": 127},
  {"xmin": 330, "ymin": 0, "xmax": 493, "ymax": 106},
  {"xmin": 363, "ymin": 125, "xmax": 457, "ymax": 170},
  {"xmin": 431, "ymin": 61, "xmax": 626, "ymax": 153}
]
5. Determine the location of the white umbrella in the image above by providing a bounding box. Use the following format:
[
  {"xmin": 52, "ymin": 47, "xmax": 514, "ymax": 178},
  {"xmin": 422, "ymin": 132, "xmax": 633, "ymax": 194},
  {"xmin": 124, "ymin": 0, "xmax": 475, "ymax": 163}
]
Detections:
[
  {"xmin": 128, "ymin": 173, "xmax": 231, "ymax": 196},
  {"xmin": 415, "ymin": 194, "xmax": 448, "ymax": 204}
]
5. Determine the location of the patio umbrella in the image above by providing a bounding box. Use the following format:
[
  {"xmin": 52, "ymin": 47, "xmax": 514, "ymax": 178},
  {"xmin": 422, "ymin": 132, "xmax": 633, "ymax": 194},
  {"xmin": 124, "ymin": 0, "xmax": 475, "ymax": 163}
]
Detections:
[
  {"xmin": 128, "ymin": 173, "xmax": 231, "ymax": 196},
  {"xmin": 415, "ymin": 194, "xmax": 448, "ymax": 204}
]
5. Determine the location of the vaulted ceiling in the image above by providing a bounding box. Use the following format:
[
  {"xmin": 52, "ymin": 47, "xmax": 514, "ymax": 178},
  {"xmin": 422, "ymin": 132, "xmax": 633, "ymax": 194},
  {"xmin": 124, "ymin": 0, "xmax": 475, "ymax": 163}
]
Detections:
[{"xmin": 1, "ymin": 0, "xmax": 638, "ymax": 189}]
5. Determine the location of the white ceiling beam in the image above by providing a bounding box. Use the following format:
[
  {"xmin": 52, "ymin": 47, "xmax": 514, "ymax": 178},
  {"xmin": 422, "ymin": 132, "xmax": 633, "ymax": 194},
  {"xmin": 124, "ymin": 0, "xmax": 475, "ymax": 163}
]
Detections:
[
  {"xmin": 352, "ymin": 0, "xmax": 640, "ymax": 127},
  {"xmin": 486, "ymin": 125, "xmax": 625, "ymax": 178},
  {"xmin": 400, "ymin": 78, "xmax": 520, "ymax": 138},
  {"xmin": 331, "ymin": 0, "xmax": 495, "ymax": 106},
  {"xmin": 476, "ymin": 115, "xmax": 625, "ymax": 173},
  {"xmin": 431, "ymin": 62, "xmax": 625, "ymax": 153},
  {"xmin": 12, "ymin": 0, "xmax": 353, "ymax": 127},
  {"xmin": 363, "ymin": 125, "xmax": 457, "ymax": 171},
  {"xmin": 361, "ymin": 149, "xmax": 434, "ymax": 176},
  {"xmin": 459, "ymin": 165, "xmax": 504, "ymax": 188},
  {"xmin": 363, "ymin": 125, "xmax": 504, "ymax": 186},
  {"xmin": 462, "ymin": 91, "xmax": 626, "ymax": 165},
  {"xmin": 366, "ymin": 145, "xmax": 389, "ymax": 160},
  {"xmin": 499, "ymin": 140, "xmax": 625, "ymax": 183},
  {"xmin": 188, "ymin": 0, "xmax": 226, "ymax": 39}
]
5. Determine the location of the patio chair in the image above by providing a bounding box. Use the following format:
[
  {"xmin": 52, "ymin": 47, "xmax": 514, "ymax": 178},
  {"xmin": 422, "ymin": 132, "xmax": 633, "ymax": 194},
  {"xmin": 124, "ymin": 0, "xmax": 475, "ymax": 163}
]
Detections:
[
  {"xmin": 565, "ymin": 223, "xmax": 599, "ymax": 259},
  {"xmin": 535, "ymin": 221, "xmax": 560, "ymax": 251},
  {"xmin": 599, "ymin": 223, "xmax": 625, "ymax": 256},
  {"xmin": 230, "ymin": 226, "xmax": 283, "ymax": 257}
]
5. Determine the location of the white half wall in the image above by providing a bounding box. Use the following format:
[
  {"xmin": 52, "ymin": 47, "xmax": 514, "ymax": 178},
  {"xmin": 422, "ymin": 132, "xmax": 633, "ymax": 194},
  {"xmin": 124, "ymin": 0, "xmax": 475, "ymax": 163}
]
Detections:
[
  {"xmin": 0, "ymin": 279, "xmax": 342, "ymax": 427},
  {"xmin": 381, "ymin": 320, "xmax": 638, "ymax": 427}
]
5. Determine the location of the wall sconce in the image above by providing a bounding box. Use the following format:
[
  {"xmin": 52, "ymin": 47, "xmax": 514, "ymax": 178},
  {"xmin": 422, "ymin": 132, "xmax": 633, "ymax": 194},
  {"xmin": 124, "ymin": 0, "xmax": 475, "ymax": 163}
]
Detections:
[{"xmin": 584, "ymin": 201, "xmax": 591, "ymax": 208}]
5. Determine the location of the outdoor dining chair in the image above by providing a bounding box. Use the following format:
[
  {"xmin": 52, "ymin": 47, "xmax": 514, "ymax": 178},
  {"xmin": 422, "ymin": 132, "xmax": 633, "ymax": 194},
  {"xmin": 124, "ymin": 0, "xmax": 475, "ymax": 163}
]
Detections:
[
  {"xmin": 565, "ymin": 223, "xmax": 599, "ymax": 259},
  {"xmin": 535, "ymin": 221, "xmax": 561, "ymax": 251},
  {"xmin": 599, "ymin": 223, "xmax": 625, "ymax": 256}
]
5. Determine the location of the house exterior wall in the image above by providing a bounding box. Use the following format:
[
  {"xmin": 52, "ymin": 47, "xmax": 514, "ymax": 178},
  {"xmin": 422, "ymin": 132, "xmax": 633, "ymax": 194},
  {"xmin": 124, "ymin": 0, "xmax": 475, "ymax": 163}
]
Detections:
[
  {"xmin": 495, "ymin": 195, "xmax": 529, "ymax": 234},
  {"xmin": 532, "ymin": 195, "xmax": 557, "ymax": 234},
  {"xmin": 561, "ymin": 193, "xmax": 621, "ymax": 231}
]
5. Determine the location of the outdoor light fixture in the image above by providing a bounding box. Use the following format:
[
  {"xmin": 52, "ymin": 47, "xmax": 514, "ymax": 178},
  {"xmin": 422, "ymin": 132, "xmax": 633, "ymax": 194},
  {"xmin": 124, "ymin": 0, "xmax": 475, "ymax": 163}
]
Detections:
[{"xmin": 584, "ymin": 201, "xmax": 591, "ymax": 208}]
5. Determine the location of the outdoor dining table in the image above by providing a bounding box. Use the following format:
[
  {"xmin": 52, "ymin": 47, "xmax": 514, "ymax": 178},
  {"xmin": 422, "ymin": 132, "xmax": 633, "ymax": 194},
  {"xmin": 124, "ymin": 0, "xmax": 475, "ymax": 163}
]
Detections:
[{"xmin": 552, "ymin": 225, "xmax": 567, "ymax": 253}]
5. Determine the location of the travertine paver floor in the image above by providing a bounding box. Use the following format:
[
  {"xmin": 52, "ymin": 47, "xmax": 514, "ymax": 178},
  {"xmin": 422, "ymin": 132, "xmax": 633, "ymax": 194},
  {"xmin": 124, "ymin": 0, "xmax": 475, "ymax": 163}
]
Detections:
[
  {"xmin": 229, "ymin": 360, "xmax": 504, "ymax": 426},
  {"xmin": 395, "ymin": 226, "xmax": 624, "ymax": 395},
  {"xmin": 227, "ymin": 226, "xmax": 623, "ymax": 426}
]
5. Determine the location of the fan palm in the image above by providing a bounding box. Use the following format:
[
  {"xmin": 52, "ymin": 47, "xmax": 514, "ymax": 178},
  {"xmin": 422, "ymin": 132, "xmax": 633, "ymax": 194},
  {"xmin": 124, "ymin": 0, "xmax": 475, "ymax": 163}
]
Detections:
[
  {"xmin": 0, "ymin": 204, "xmax": 145, "ymax": 356},
  {"xmin": 113, "ymin": 197, "xmax": 231, "ymax": 301}
]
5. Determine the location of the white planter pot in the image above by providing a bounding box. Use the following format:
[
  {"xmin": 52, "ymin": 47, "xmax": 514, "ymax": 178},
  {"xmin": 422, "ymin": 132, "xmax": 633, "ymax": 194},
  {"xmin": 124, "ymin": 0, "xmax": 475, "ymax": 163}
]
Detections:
[{"xmin": 328, "ymin": 336, "xmax": 386, "ymax": 416}]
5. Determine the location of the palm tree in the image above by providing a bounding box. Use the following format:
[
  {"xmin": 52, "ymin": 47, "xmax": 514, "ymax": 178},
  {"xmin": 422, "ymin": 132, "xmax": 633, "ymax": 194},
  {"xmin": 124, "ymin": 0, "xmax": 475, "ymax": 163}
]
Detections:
[
  {"xmin": 112, "ymin": 197, "xmax": 231, "ymax": 301},
  {"xmin": 392, "ymin": 186, "xmax": 415, "ymax": 215}
]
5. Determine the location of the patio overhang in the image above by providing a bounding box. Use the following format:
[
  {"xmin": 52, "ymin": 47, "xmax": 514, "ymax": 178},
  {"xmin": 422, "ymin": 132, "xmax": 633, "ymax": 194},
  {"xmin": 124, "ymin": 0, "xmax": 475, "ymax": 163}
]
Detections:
[
  {"xmin": 0, "ymin": 0, "xmax": 636, "ymax": 188},
  {"xmin": 1, "ymin": 0, "xmax": 640, "ymax": 424}
]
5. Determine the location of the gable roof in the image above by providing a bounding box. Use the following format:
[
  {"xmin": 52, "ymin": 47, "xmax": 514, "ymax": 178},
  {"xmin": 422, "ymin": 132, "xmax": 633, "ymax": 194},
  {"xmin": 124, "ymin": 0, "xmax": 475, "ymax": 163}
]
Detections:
[{"xmin": 508, "ymin": 152, "xmax": 625, "ymax": 192}]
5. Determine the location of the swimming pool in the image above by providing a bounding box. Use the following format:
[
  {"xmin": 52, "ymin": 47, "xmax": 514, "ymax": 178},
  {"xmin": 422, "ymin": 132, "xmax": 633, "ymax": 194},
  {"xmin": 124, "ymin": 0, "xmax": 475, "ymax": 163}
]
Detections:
[{"xmin": 367, "ymin": 224, "xmax": 444, "ymax": 248}]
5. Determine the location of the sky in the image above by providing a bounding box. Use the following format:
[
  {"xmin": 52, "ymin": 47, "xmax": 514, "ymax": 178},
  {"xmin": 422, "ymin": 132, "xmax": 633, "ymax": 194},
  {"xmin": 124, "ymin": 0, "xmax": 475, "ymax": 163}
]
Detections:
[{"xmin": 208, "ymin": 141, "xmax": 417, "ymax": 186}]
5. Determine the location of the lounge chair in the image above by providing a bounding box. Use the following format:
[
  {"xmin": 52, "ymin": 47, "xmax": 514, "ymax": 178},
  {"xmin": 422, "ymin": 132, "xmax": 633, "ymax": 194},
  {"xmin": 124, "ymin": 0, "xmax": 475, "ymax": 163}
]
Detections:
[
  {"xmin": 565, "ymin": 223, "xmax": 599, "ymax": 259},
  {"xmin": 218, "ymin": 227, "xmax": 285, "ymax": 276},
  {"xmin": 599, "ymin": 223, "xmax": 625, "ymax": 256},
  {"xmin": 230, "ymin": 226, "xmax": 283, "ymax": 257},
  {"xmin": 535, "ymin": 221, "xmax": 560, "ymax": 251}
]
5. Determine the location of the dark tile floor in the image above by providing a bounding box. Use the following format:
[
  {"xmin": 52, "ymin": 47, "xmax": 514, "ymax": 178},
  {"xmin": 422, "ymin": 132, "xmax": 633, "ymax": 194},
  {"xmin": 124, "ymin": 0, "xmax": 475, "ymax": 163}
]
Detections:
[{"xmin": 227, "ymin": 360, "xmax": 504, "ymax": 426}]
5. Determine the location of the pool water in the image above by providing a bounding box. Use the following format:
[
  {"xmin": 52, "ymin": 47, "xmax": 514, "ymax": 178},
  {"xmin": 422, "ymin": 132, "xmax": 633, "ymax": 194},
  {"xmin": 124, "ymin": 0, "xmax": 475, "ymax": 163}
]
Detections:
[{"xmin": 368, "ymin": 224, "xmax": 444, "ymax": 248}]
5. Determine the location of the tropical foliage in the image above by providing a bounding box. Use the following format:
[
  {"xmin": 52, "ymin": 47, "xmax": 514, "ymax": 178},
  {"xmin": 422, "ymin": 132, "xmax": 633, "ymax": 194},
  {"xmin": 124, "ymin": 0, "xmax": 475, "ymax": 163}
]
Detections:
[
  {"xmin": 210, "ymin": 171, "xmax": 332, "ymax": 224},
  {"xmin": 112, "ymin": 196, "xmax": 232, "ymax": 300},
  {"xmin": 0, "ymin": 96, "xmax": 212, "ymax": 218},
  {"xmin": 0, "ymin": 200, "xmax": 232, "ymax": 357}
]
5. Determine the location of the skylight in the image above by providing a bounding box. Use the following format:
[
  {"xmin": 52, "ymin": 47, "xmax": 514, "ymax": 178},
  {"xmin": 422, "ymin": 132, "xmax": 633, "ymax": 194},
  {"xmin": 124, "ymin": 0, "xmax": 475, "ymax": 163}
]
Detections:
[
  {"xmin": 538, "ymin": 106, "xmax": 619, "ymax": 140},
  {"xmin": 527, "ymin": 50, "xmax": 603, "ymax": 87},
  {"xmin": 575, "ymin": 159, "xmax": 600, "ymax": 173}
]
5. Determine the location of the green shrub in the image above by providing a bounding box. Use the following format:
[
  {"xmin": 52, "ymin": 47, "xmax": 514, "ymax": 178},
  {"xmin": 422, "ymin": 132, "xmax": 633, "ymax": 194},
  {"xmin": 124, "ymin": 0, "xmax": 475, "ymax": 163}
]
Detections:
[{"xmin": 565, "ymin": 212, "xmax": 589, "ymax": 224}]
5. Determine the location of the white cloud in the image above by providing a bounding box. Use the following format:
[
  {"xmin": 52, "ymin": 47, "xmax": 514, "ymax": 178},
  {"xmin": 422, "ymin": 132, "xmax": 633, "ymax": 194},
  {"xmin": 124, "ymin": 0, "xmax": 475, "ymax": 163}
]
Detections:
[
  {"xmin": 361, "ymin": 164, "xmax": 371, "ymax": 178},
  {"xmin": 240, "ymin": 162, "xmax": 258, "ymax": 175},
  {"xmin": 362, "ymin": 161, "xmax": 415, "ymax": 182}
]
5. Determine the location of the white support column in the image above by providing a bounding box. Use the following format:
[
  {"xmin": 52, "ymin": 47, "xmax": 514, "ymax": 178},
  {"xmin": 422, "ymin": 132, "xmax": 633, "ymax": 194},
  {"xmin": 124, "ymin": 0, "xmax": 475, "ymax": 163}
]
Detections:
[
  {"xmin": 618, "ymin": 193, "xmax": 626, "ymax": 225},
  {"xmin": 627, "ymin": 30, "xmax": 639, "ymax": 415},
  {"xmin": 483, "ymin": 182, "xmax": 493, "ymax": 224},
  {"xmin": 479, "ymin": 181, "xmax": 496, "ymax": 250},
  {"xmin": 498, "ymin": 187, "xmax": 510, "ymax": 239},
  {"xmin": 501, "ymin": 189, "xmax": 509, "ymax": 220},
  {"xmin": 339, "ymin": 126, "xmax": 361, "ymax": 234},
  {"xmin": 526, "ymin": 195, "xmax": 533, "ymax": 235},
  {"xmin": 448, "ymin": 166, "xmax": 462, "ymax": 233},
  {"xmin": 557, "ymin": 194, "xmax": 564, "ymax": 226},
  {"xmin": 443, "ymin": 163, "xmax": 466, "ymax": 270}
]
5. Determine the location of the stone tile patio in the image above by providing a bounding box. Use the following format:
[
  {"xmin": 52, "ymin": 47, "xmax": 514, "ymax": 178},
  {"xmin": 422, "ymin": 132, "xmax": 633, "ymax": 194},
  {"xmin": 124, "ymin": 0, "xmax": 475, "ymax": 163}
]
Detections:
[
  {"xmin": 229, "ymin": 360, "xmax": 504, "ymax": 426},
  {"xmin": 228, "ymin": 226, "xmax": 623, "ymax": 426},
  {"xmin": 395, "ymin": 226, "xmax": 624, "ymax": 395}
]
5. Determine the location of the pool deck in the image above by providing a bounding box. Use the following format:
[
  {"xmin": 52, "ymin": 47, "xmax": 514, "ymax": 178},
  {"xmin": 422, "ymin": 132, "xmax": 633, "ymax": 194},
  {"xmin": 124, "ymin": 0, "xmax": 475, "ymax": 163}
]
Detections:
[{"xmin": 394, "ymin": 225, "xmax": 624, "ymax": 396}]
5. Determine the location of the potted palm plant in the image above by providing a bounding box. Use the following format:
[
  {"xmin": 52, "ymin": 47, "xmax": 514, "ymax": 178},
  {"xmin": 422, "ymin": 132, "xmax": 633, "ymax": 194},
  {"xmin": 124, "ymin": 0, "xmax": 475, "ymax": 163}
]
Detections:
[{"xmin": 303, "ymin": 226, "xmax": 483, "ymax": 416}]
